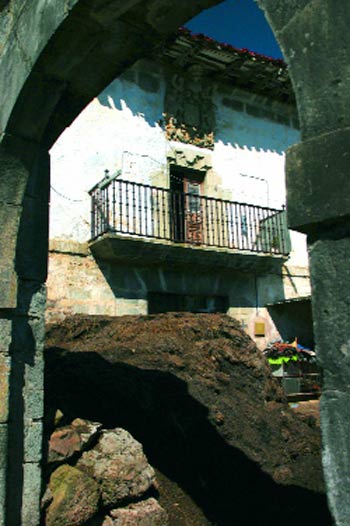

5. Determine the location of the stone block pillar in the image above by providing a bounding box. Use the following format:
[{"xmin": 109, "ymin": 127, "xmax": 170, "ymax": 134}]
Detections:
[
  {"xmin": 286, "ymin": 129, "xmax": 350, "ymax": 526},
  {"xmin": 0, "ymin": 141, "xmax": 49, "ymax": 526},
  {"xmin": 309, "ymin": 237, "xmax": 350, "ymax": 526},
  {"xmin": 257, "ymin": 1, "xmax": 350, "ymax": 524}
]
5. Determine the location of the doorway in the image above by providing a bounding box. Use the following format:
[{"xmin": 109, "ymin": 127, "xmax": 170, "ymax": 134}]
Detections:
[{"xmin": 169, "ymin": 166, "xmax": 205, "ymax": 244}]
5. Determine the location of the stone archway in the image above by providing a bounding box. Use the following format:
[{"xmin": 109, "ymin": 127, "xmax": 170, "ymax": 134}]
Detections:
[{"xmin": 0, "ymin": 1, "xmax": 349, "ymax": 525}]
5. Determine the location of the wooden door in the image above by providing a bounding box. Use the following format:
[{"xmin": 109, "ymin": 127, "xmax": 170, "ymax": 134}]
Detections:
[
  {"xmin": 184, "ymin": 178, "xmax": 203, "ymax": 244},
  {"xmin": 170, "ymin": 168, "xmax": 204, "ymax": 244}
]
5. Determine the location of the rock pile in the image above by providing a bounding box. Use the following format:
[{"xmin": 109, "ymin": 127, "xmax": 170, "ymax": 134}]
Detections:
[
  {"xmin": 42, "ymin": 418, "xmax": 168, "ymax": 526},
  {"xmin": 45, "ymin": 312, "xmax": 332, "ymax": 526}
]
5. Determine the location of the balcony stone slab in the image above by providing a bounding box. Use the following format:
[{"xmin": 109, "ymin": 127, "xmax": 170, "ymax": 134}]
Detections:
[{"xmin": 89, "ymin": 233, "xmax": 287, "ymax": 274}]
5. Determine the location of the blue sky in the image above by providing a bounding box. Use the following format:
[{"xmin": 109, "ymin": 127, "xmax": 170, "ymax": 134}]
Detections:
[{"xmin": 185, "ymin": 0, "xmax": 283, "ymax": 59}]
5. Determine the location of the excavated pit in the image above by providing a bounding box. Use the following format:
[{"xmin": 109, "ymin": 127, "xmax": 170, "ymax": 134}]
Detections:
[{"xmin": 45, "ymin": 313, "xmax": 332, "ymax": 526}]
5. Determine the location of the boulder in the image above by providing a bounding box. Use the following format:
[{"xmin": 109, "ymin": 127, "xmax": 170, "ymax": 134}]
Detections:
[
  {"xmin": 104, "ymin": 498, "xmax": 169, "ymax": 526},
  {"xmin": 77, "ymin": 428, "xmax": 156, "ymax": 507},
  {"xmin": 71, "ymin": 418, "xmax": 102, "ymax": 449},
  {"xmin": 48, "ymin": 418, "xmax": 102, "ymax": 464},
  {"xmin": 48, "ymin": 426, "xmax": 81, "ymax": 464},
  {"xmin": 46, "ymin": 465, "xmax": 99, "ymax": 526}
]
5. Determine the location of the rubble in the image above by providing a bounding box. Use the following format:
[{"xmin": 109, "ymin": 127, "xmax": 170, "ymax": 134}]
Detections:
[{"xmin": 45, "ymin": 313, "xmax": 332, "ymax": 526}]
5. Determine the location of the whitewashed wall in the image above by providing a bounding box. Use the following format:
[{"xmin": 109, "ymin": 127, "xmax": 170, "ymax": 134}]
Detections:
[
  {"xmin": 49, "ymin": 58, "xmax": 307, "ymax": 266},
  {"xmin": 50, "ymin": 61, "xmax": 167, "ymax": 242}
]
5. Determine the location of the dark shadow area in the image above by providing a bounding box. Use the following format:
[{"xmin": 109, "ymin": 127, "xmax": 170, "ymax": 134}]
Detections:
[
  {"xmin": 268, "ymin": 298, "xmax": 314, "ymax": 348},
  {"xmin": 45, "ymin": 348, "xmax": 332, "ymax": 526},
  {"xmin": 91, "ymin": 257, "xmax": 286, "ymax": 315},
  {"xmin": 148, "ymin": 291, "xmax": 228, "ymax": 314}
]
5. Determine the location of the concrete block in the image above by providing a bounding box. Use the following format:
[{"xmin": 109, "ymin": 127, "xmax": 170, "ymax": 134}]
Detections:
[
  {"xmin": 0, "ymin": 424, "xmax": 8, "ymax": 468},
  {"xmin": 309, "ymin": 237, "xmax": 350, "ymax": 390},
  {"xmin": 23, "ymin": 387, "xmax": 44, "ymax": 421},
  {"xmin": 16, "ymin": 281, "xmax": 46, "ymax": 318},
  {"xmin": 23, "ymin": 357, "xmax": 44, "ymax": 420},
  {"xmin": 0, "ymin": 319, "xmax": 12, "ymax": 354},
  {"xmin": 23, "ymin": 420, "xmax": 43, "ymax": 463},
  {"xmin": 286, "ymin": 129, "xmax": 350, "ymax": 233},
  {"xmin": 11, "ymin": 315, "xmax": 45, "ymax": 355},
  {"xmin": 0, "ymin": 355, "xmax": 10, "ymax": 423},
  {"xmin": 0, "ymin": 266, "xmax": 17, "ymax": 309},
  {"xmin": 0, "ymin": 466, "xmax": 6, "ymax": 526},
  {"xmin": 24, "ymin": 352, "xmax": 44, "ymax": 391},
  {"xmin": 21, "ymin": 462, "xmax": 41, "ymax": 526}
]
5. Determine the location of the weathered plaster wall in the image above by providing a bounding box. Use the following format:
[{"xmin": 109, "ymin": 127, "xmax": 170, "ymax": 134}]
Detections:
[
  {"xmin": 50, "ymin": 61, "xmax": 168, "ymax": 243},
  {"xmin": 50, "ymin": 57, "xmax": 307, "ymax": 267},
  {"xmin": 213, "ymin": 87, "xmax": 299, "ymax": 208}
]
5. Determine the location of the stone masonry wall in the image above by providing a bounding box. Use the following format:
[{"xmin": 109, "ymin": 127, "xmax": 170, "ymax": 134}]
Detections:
[{"xmin": 46, "ymin": 240, "xmax": 310, "ymax": 350}]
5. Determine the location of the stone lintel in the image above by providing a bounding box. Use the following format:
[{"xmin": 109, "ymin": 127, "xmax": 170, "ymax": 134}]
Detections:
[{"xmin": 286, "ymin": 128, "xmax": 350, "ymax": 235}]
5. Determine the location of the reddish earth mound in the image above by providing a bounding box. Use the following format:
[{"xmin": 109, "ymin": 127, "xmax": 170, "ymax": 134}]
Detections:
[{"xmin": 45, "ymin": 313, "xmax": 331, "ymax": 526}]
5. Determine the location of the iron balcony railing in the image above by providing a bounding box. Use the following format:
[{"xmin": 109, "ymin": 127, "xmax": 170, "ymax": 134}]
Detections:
[{"xmin": 89, "ymin": 177, "xmax": 291, "ymax": 255}]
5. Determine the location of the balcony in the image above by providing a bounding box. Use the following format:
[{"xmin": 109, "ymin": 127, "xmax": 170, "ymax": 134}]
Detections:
[{"xmin": 89, "ymin": 176, "xmax": 291, "ymax": 272}]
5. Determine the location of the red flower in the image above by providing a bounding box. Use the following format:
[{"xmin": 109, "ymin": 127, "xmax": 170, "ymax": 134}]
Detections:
[{"xmin": 177, "ymin": 27, "xmax": 286, "ymax": 67}]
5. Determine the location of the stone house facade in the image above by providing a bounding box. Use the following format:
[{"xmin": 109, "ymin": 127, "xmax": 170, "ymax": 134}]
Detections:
[{"xmin": 48, "ymin": 29, "xmax": 310, "ymax": 349}]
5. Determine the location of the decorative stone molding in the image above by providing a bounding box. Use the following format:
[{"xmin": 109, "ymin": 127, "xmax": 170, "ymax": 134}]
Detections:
[
  {"xmin": 167, "ymin": 146, "xmax": 212, "ymax": 172},
  {"xmin": 164, "ymin": 67, "xmax": 216, "ymax": 149}
]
